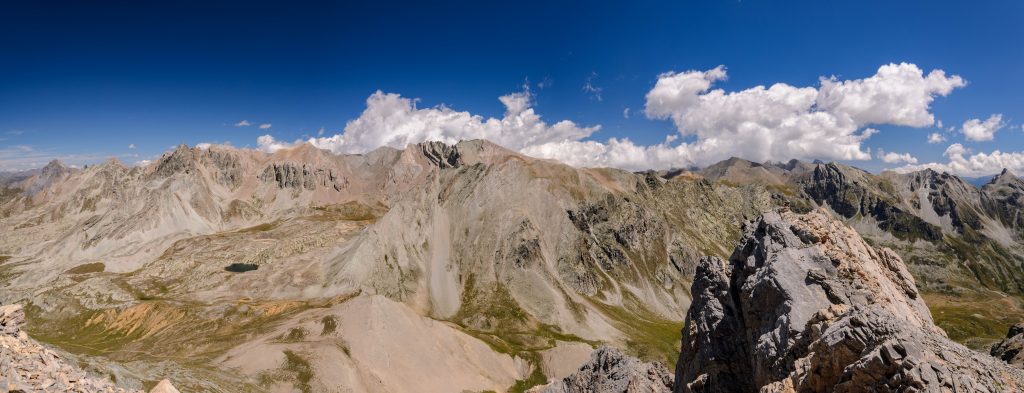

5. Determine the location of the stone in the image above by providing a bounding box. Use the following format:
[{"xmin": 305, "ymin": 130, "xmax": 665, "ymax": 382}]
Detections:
[
  {"xmin": 675, "ymin": 208, "xmax": 1024, "ymax": 392},
  {"xmin": 535, "ymin": 345, "xmax": 673, "ymax": 393}
]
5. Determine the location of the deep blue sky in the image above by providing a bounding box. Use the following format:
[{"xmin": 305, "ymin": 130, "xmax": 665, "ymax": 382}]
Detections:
[{"xmin": 2, "ymin": 1, "xmax": 1022, "ymax": 173}]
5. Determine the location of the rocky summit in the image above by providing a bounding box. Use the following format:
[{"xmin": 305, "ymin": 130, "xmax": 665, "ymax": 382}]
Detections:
[{"xmin": 675, "ymin": 208, "xmax": 1024, "ymax": 392}]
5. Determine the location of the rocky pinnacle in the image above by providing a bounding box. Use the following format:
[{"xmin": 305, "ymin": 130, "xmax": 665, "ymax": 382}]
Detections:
[{"xmin": 676, "ymin": 208, "xmax": 1024, "ymax": 392}]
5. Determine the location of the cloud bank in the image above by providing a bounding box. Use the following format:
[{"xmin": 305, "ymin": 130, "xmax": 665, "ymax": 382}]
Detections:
[{"xmin": 257, "ymin": 62, "xmax": 966, "ymax": 172}]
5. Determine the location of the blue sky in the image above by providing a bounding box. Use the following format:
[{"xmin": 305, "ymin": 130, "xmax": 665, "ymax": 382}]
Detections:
[{"xmin": 2, "ymin": 1, "xmax": 1022, "ymax": 175}]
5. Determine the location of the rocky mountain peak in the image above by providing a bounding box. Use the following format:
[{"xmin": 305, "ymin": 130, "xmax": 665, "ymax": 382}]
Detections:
[
  {"xmin": 40, "ymin": 159, "xmax": 69, "ymax": 176},
  {"xmin": 676, "ymin": 208, "xmax": 1024, "ymax": 392},
  {"xmin": 153, "ymin": 144, "xmax": 199, "ymax": 176},
  {"xmin": 990, "ymin": 168, "xmax": 1021, "ymax": 186}
]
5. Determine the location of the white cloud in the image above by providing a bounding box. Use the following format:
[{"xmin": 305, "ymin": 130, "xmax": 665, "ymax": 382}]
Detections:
[
  {"xmin": 936, "ymin": 120, "xmax": 943, "ymax": 129},
  {"xmin": 298, "ymin": 89, "xmax": 598, "ymax": 155},
  {"xmin": 317, "ymin": 127, "xmax": 326, "ymax": 136},
  {"xmin": 256, "ymin": 134, "xmax": 295, "ymax": 153},
  {"xmin": 128, "ymin": 143, "xmax": 136, "ymax": 149},
  {"xmin": 135, "ymin": 159, "xmax": 152, "ymax": 167},
  {"xmin": 961, "ymin": 114, "xmax": 1004, "ymax": 141},
  {"xmin": 896, "ymin": 143, "xmax": 1024, "ymax": 177},
  {"xmin": 927, "ymin": 133, "xmax": 946, "ymax": 144},
  {"xmin": 623, "ymin": 107, "xmax": 630, "ymax": 119},
  {"xmin": 235, "ymin": 120, "xmax": 252, "ymax": 127},
  {"xmin": 816, "ymin": 63, "xmax": 964, "ymax": 127},
  {"xmin": 583, "ymin": 72, "xmax": 603, "ymax": 101},
  {"xmin": 255, "ymin": 63, "xmax": 964, "ymax": 172},
  {"xmin": 259, "ymin": 123, "xmax": 272, "ymax": 130},
  {"xmin": 877, "ymin": 149, "xmax": 918, "ymax": 164},
  {"xmin": 629, "ymin": 62, "xmax": 964, "ymax": 166}
]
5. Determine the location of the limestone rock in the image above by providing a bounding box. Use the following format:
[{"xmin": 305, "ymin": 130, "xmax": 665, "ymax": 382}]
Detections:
[
  {"xmin": 991, "ymin": 322, "xmax": 1024, "ymax": 367},
  {"xmin": 537, "ymin": 345, "xmax": 673, "ymax": 393},
  {"xmin": 675, "ymin": 208, "xmax": 1024, "ymax": 392}
]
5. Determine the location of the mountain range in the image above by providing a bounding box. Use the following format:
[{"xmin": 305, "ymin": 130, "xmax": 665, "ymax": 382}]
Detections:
[{"xmin": 1, "ymin": 139, "xmax": 1023, "ymax": 392}]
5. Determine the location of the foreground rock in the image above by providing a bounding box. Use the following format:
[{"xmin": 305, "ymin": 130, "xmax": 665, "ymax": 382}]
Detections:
[
  {"xmin": 676, "ymin": 208, "xmax": 1024, "ymax": 392},
  {"xmin": 0, "ymin": 304, "xmax": 178, "ymax": 393},
  {"xmin": 534, "ymin": 345, "xmax": 673, "ymax": 393},
  {"xmin": 992, "ymin": 323, "xmax": 1024, "ymax": 367}
]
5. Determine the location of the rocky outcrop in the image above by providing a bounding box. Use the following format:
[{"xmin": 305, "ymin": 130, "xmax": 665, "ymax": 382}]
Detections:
[
  {"xmin": 991, "ymin": 322, "xmax": 1024, "ymax": 367},
  {"xmin": 536, "ymin": 346, "xmax": 673, "ymax": 393},
  {"xmin": 419, "ymin": 140, "xmax": 462, "ymax": 168},
  {"xmin": 0, "ymin": 304, "xmax": 178, "ymax": 393},
  {"xmin": 259, "ymin": 162, "xmax": 343, "ymax": 191},
  {"xmin": 675, "ymin": 208, "xmax": 1024, "ymax": 392}
]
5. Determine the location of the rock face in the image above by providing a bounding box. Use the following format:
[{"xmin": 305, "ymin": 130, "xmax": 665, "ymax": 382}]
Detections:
[
  {"xmin": 537, "ymin": 346, "xmax": 673, "ymax": 393},
  {"xmin": 991, "ymin": 323, "xmax": 1024, "ymax": 367},
  {"xmin": 675, "ymin": 208, "xmax": 1024, "ymax": 392}
]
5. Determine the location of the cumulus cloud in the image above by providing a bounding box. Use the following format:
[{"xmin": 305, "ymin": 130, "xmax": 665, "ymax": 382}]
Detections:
[
  {"xmin": 297, "ymin": 89, "xmax": 598, "ymax": 155},
  {"xmin": 128, "ymin": 143, "xmax": 136, "ymax": 149},
  {"xmin": 259, "ymin": 123, "xmax": 272, "ymax": 130},
  {"xmin": 877, "ymin": 149, "xmax": 918, "ymax": 164},
  {"xmin": 896, "ymin": 143, "xmax": 1024, "ymax": 177},
  {"xmin": 961, "ymin": 114, "xmax": 1004, "ymax": 141},
  {"xmin": 256, "ymin": 134, "xmax": 295, "ymax": 153},
  {"xmin": 235, "ymin": 120, "xmax": 252, "ymax": 127},
  {"xmin": 255, "ymin": 63, "xmax": 964, "ymax": 172},
  {"xmin": 927, "ymin": 133, "xmax": 946, "ymax": 144},
  {"xmin": 623, "ymin": 107, "xmax": 630, "ymax": 119},
  {"xmin": 628, "ymin": 62, "xmax": 964, "ymax": 166}
]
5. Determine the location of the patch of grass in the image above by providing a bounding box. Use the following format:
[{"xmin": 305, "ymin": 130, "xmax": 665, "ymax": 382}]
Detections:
[
  {"xmin": 279, "ymin": 327, "xmax": 308, "ymax": 342},
  {"xmin": 25, "ymin": 297, "xmax": 320, "ymax": 363},
  {"xmin": 320, "ymin": 315, "xmax": 337, "ymax": 335},
  {"xmin": 588, "ymin": 292, "xmax": 682, "ymax": 367},
  {"xmin": 925, "ymin": 291, "xmax": 1024, "ymax": 350},
  {"xmin": 224, "ymin": 263, "xmax": 258, "ymax": 273},
  {"xmin": 508, "ymin": 360, "xmax": 547, "ymax": 393},
  {"xmin": 66, "ymin": 262, "xmax": 105, "ymax": 274},
  {"xmin": 311, "ymin": 201, "xmax": 384, "ymax": 221},
  {"xmin": 283, "ymin": 350, "xmax": 314, "ymax": 393}
]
